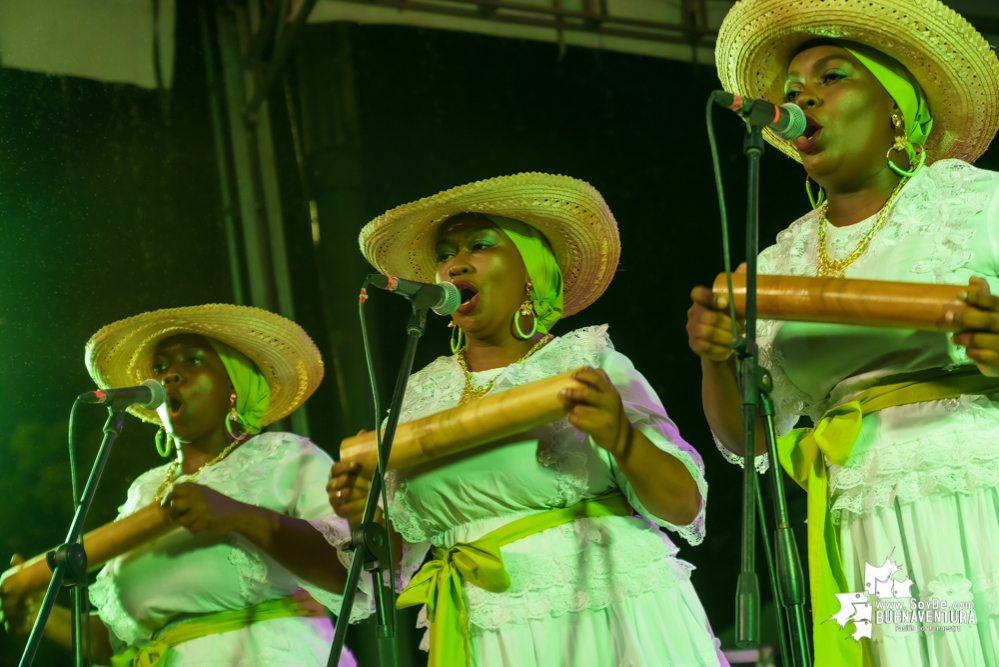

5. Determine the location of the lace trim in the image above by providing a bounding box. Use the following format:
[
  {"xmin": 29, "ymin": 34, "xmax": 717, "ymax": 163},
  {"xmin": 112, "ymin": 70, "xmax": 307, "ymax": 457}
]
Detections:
[
  {"xmin": 463, "ymin": 519, "xmax": 692, "ymax": 630},
  {"xmin": 712, "ymin": 430, "xmax": 770, "ymax": 474},
  {"xmin": 537, "ymin": 418, "xmax": 590, "ymax": 508},
  {"xmin": 828, "ymin": 399, "xmax": 999, "ymax": 521},
  {"xmin": 89, "ymin": 568, "xmax": 142, "ymax": 651},
  {"xmin": 228, "ymin": 535, "xmax": 270, "ymax": 604},
  {"xmin": 901, "ymin": 160, "xmax": 992, "ymax": 284}
]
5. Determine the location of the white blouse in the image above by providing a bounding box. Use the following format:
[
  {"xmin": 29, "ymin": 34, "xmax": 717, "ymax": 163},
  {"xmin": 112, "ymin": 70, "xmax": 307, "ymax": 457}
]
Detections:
[
  {"xmin": 717, "ymin": 159, "xmax": 999, "ymax": 524},
  {"xmin": 385, "ymin": 325, "xmax": 710, "ymax": 640},
  {"xmin": 89, "ymin": 432, "xmax": 362, "ymax": 666}
]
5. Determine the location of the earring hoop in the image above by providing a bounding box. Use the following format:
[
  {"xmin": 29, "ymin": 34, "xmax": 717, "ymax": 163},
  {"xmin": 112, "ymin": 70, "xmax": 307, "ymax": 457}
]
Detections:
[
  {"xmin": 887, "ymin": 142, "xmax": 925, "ymax": 178},
  {"xmin": 806, "ymin": 175, "xmax": 825, "ymax": 209},
  {"xmin": 225, "ymin": 393, "xmax": 249, "ymax": 442},
  {"xmin": 886, "ymin": 110, "xmax": 924, "ymax": 178},
  {"xmin": 514, "ymin": 300, "xmax": 538, "ymax": 339},
  {"xmin": 155, "ymin": 427, "xmax": 174, "ymax": 458},
  {"xmin": 449, "ymin": 321, "xmax": 465, "ymax": 354}
]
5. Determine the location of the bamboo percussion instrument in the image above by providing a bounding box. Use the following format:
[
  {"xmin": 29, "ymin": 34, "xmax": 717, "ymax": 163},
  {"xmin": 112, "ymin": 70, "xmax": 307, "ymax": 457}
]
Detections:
[
  {"xmin": 339, "ymin": 367, "xmax": 588, "ymax": 477},
  {"xmin": 0, "ymin": 503, "xmax": 175, "ymax": 597},
  {"xmin": 713, "ymin": 273, "xmax": 971, "ymax": 331}
]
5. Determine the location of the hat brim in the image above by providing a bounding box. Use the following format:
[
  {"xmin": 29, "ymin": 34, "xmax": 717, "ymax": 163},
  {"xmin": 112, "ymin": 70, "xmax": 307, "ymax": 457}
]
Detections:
[
  {"xmin": 358, "ymin": 172, "xmax": 621, "ymax": 317},
  {"xmin": 85, "ymin": 304, "xmax": 324, "ymax": 428},
  {"xmin": 716, "ymin": 0, "xmax": 999, "ymax": 164}
]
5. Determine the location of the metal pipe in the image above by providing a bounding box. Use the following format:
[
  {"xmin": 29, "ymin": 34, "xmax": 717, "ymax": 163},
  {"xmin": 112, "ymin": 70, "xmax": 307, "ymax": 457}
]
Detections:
[
  {"xmin": 245, "ymin": 0, "xmax": 321, "ymax": 118},
  {"xmin": 200, "ymin": 4, "xmax": 245, "ymax": 306},
  {"xmin": 327, "ymin": 0, "xmax": 716, "ymax": 44}
]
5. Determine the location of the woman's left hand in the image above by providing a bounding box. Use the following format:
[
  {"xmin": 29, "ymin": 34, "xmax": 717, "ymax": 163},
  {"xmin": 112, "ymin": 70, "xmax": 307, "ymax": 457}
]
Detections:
[
  {"xmin": 560, "ymin": 366, "xmax": 634, "ymax": 457},
  {"xmin": 950, "ymin": 276, "xmax": 999, "ymax": 377},
  {"xmin": 162, "ymin": 482, "xmax": 249, "ymax": 535}
]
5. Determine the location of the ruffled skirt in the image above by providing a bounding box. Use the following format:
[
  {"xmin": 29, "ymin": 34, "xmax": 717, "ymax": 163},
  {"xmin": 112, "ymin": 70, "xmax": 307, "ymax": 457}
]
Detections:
[
  {"xmin": 468, "ymin": 580, "xmax": 729, "ymax": 667},
  {"xmin": 840, "ymin": 485, "xmax": 999, "ymax": 667}
]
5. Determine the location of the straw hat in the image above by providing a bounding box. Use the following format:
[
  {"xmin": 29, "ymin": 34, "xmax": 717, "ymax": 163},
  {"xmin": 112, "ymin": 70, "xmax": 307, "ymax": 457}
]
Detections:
[
  {"xmin": 358, "ymin": 172, "xmax": 620, "ymax": 317},
  {"xmin": 715, "ymin": 0, "xmax": 999, "ymax": 164},
  {"xmin": 85, "ymin": 304, "xmax": 323, "ymax": 428}
]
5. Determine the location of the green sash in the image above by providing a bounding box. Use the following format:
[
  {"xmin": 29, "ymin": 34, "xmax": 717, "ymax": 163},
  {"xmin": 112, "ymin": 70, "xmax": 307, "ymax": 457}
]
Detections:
[
  {"xmin": 111, "ymin": 589, "xmax": 324, "ymax": 667},
  {"xmin": 776, "ymin": 366, "xmax": 999, "ymax": 667},
  {"xmin": 396, "ymin": 491, "xmax": 632, "ymax": 667}
]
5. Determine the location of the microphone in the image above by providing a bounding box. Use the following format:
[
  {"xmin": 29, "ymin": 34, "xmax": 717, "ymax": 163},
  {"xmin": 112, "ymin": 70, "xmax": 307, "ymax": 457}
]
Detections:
[
  {"xmin": 79, "ymin": 379, "xmax": 167, "ymax": 410},
  {"xmin": 368, "ymin": 274, "xmax": 461, "ymax": 316},
  {"xmin": 714, "ymin": 91, "xmax": 807, "ymax": 140}
]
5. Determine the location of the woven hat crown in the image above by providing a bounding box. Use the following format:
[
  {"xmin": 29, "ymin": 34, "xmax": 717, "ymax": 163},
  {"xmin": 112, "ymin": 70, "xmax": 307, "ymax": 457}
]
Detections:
[
  {"xmin": 85, "ymin": 304, "xmax": 323, "ymax": 428},
  {"xmin": 359, "ymin": 172, "xmax": 621, "ymax": 317}
]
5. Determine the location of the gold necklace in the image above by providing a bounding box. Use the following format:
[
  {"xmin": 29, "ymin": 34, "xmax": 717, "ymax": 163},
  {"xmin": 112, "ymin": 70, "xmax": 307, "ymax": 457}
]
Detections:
[
  {"xmin": 153, "ymin": 440, "xmax": 241, "ymax": 503},
  {"xmin": 816, "ymin": 176, "xmax": 909, "ymax": 278},
  {"xmin": 456, "ymin": 334, "xmax": 553, "ymax": 406}
]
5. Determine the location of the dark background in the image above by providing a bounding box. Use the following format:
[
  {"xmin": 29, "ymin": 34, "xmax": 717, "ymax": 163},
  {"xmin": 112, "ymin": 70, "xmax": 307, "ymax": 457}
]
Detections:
[{"xmin": 2, "ymin": 2, "xmax": 997, "ymax": 665}]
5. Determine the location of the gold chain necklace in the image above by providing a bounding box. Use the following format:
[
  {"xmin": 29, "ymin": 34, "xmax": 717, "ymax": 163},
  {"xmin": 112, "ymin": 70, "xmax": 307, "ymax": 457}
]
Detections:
[
  {"xmin": 152, "ymin": 440, "xmax": 241, "ymax": 503},
  {"xmin": 456, "ymin": 334, "xmax": 553, "ymax": 406},
  {"xmin": 816, "ymin": 176, "xmax": 909, "ymax": 278}
]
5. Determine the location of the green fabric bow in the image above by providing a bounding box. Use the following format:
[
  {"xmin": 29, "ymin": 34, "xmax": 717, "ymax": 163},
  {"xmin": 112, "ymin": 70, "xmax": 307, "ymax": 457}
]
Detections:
[
  {"xmin": 776, "ymin": 366, "xmax": 999, "ymax": 667},
  {"xmin": 205, "ymin": 338, "xmax": 270, "ymax": 435},
  {"xmin": 397, "ymin": 492, "xmax": 630, "ymax": 667},
  {"xmin": 485, "ymin": 215, "xmax": 564, "ymax": 334}
]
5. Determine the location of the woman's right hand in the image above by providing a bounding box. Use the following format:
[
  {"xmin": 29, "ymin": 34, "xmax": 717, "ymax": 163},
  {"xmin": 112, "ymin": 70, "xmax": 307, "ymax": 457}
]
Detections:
[
  {"xmin": 0, "ymin": 554, "xmax": 42, "ymax": 635},
  {"xmin": 687, "ymin": 285, "xmax": 737, "ymax": 363},
  {"xmin": 327, "ymin": 431, "xmax": 380, "ymax": 528}
]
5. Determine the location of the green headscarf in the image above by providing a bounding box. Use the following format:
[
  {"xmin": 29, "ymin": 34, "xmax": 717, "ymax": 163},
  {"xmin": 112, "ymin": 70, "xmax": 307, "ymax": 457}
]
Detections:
[
  {"xmin": 206, "ymin": 338, "xmax": 271, "ymax": 436},
  {"xmin": 484, "ymin": 215, "xmax": 564, "ymax": 335},
  {"xmin": 836, "ymin": 40, "xmax": 934, "ymax": 166}
]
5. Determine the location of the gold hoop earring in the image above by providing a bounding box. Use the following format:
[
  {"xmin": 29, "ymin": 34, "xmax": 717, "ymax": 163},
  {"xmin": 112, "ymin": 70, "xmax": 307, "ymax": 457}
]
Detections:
[
  {"xmin": 887, "ymin": 110, "xmax": 923, "ymax": 177},
  {"xmin": 225, "ymin": 393, "xmax": 249, "ymax": 442},
  {"xmin": 806, "ymin": 175, "xmax": 825, "ymax": 209},
  {"xmin": 449, "ymin": 321, "xmax": 465, "ymax": 354},
  {"xmin": 514, "ymin": 281, "xmax": 537, "ymax": 339}
]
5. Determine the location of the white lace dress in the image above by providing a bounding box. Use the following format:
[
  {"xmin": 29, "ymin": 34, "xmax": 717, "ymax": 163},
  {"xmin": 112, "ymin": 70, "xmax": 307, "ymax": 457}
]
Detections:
[
  {"xmin": 88, "ymin": 432, "xmax": 362, "ymax": 667},
  {"xmin": 719, "ymin": 160, "xmax": 999, "ymax": 666},
  {"xmin": 380, "ymin": 325, "xmax": 727, "ymax": 667}
]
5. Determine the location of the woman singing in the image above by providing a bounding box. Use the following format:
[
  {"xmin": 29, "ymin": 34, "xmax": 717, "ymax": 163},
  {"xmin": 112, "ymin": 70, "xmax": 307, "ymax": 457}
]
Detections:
[
  {"xmin": 1, "ymin": 305, "xmax": 360, "ymax": 666},
  {"xmin": 689, "ymin": 0, "xmax": 999, "ymax": 665},
  {"xmin": 329, "ymin": 173, "xmax": 727, "ymax": 666}
]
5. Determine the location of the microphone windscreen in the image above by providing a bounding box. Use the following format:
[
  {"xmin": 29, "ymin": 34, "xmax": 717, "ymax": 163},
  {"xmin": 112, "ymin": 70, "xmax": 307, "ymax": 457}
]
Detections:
[
  {"xmin": 141, "ymin": 379, "xmax": 167, "ymax": 410},
  {"xmin": 433, "ymin": 281, "xmax": 461, "ymax": 316},
  {"xmin": 775, "ymin": 103, "xmax": 807, "ymax": 140}
]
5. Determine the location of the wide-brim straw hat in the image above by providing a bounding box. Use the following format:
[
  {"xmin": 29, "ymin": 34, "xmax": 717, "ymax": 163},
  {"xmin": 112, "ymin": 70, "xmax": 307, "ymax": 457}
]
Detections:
[
  {"xmin": 85, "ymin": 304, "xmax": 323, "ymax": 428},
  {"xmin": 358, "ymin": 172, "xmax": 620, "ymax": 317},
  {"xmin": 716, "ymin": 0, "xmax": 999, "ymax": 164}
]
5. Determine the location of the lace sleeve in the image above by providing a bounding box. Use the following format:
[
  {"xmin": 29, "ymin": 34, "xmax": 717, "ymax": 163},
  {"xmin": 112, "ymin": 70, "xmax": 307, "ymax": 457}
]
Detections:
[{"xmin": 600, "ymin": 348, "xmax": 709, "ymax": 546}]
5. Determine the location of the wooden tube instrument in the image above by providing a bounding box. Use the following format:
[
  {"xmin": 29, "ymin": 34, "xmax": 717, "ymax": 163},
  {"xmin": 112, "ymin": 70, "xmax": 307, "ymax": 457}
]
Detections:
[
  {"xmin": 0, "ymin": 503, "xmax": 176, "ymax": 597},
  {"xmin": 713, "ymin": 273, "xmax": 970, "ymax": 331},
  {"xmin": 339, "ymin": 367, "xmax": 588, "ymax": 478}
]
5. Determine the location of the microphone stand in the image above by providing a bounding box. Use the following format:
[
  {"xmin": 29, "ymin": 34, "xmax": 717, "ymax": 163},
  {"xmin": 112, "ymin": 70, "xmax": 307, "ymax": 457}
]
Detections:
[
  {"xmin": 327, "ymin": 305, "xmax": 429, "ymax": 667},
  {"xmin": 19, "ymin": 407, "xmax": 126, "ymax": 667},
  {"xmin": 732, "ymin": 123, "xmax": 811, "ymax": 667}
]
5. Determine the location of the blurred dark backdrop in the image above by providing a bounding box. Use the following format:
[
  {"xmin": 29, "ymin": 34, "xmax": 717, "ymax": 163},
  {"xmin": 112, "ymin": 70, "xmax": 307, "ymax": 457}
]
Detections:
[{"xmin": 2, "ymin": 1, "xmax": 997, "ymax": 666}]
